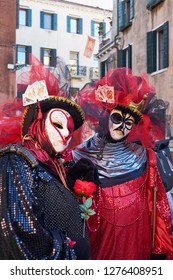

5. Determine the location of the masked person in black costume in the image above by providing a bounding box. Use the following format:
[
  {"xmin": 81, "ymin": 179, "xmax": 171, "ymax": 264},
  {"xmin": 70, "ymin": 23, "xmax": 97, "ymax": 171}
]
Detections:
[{"xmin": 0, "ymin": 57, "xmax": 99, "ymax": 260}]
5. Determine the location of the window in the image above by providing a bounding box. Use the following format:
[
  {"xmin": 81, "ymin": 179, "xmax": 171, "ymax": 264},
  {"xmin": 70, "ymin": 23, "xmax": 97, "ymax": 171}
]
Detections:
[
  {"xmin": 93, "ymin": 57, "xmax": 98, "ymax": 68},
  {"xmin": 70, "ymin": 87, "xmax": 79, "ymax": 96},
  {"xmin": 90, "ymin": 57, "xmax": 99, "ymax": 80},
  {"xmin": 16, "ymin": 45, "xmax": 32, "ymax": 65},
  {"xmin": 68, "ymin": 52, "xmax": 86, "ymax": 77},
  {"xmin": 117, "ymin": 44, "xmax": 132, "ymax": 69},
  {"xmin": 147, "ymin": 21, "xmax": 169, "ymax": 73},
  {"xmin": 146, "ymin": 0, "xmax": 165, "ymax": 10},
  {"xmin": 19, "ymin": 8, "xmax": 32, "ymax": 26},
  {"xmin": 40, "ymin": 11, "xmax": 57, "ymax": 30},
  {"xmin": 69, "ymin": 52, "xmax": 79, "ymax": 75},
  {"xmin": 40, "ymin": 48, "xmax": 57, "ymax": 67},
  {"xmin": 67, "ymin": 16, "xmax": 83, "ymax": 34},
  {"xmin": 91, "ymin": 21, "xmax": 106, "ymax": 37},
  {"xmin": 118, "ymin": 0, "xmax": 134, "ymax": 32}
]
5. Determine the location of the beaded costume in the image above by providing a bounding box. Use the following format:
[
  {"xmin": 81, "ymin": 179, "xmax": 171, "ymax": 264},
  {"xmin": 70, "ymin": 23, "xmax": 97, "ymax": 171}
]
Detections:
[{"xmin": 0, "ymin": 144, "xmax": 89, "ymax": 260}]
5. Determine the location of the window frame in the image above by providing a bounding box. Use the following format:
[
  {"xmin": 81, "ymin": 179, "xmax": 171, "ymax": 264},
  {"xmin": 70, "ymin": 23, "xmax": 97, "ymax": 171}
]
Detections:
[
  {"xmin": 117, "ymin": 44, "xmax": 132, "ymax": 69},
  {"xmin": 19, "ymin": 8, "xmax": 32, "ymax": 27},
  {"xmin": 40, "ymin": 47, "xmax": 57, "ymax": 67},
  {"xmin": 40, "ymin": 11, "xmax": 58, "ymax": 30},
  {"xmin": 67, "ymin": 16, "xmax": 83, "ymax": 34},
  {"xmin": 69, "ymin": 51, "xmax": 79, "ymax": 75},
  {"xmin": 147, "ymin": 21, "xmax": 169, "ymax": 74},
  {"xmin": 91, "ymin": 20, "xmax": 106, "ymax": 37},
  {"xmin": 146, "ymin": 0, "xmax": 165, "ymax": 11},
  {"xmin": 16, "ymin": 45, "xmax": 32, "ymax": 65},
  {"xmin": 118, "ymin": 0, "xmax": 134, "ymax": 32}
]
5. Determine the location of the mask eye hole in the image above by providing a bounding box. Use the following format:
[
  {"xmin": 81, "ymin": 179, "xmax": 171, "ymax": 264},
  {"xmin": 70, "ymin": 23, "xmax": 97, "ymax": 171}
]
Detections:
[
  {"xmin": 54, "ymin": 122, "xmax": 63, "ymax": 129},
  {"xmin": 110, "ymin": 113, "xmax": 123, "ymax": 124},
  {"xmin": 126, "ymin": 121, "xmax": 133, "ymax": 126}
]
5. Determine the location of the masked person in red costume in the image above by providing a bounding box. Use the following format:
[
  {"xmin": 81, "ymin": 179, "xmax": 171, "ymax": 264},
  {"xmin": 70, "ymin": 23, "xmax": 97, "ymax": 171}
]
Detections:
[{"xmin": 68, "ymin": 68, "xmax": 173, "ymax": 260}]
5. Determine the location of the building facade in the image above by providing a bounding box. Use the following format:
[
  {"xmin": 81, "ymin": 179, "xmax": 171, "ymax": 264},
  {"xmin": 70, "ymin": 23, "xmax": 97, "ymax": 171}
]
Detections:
[{"xmin": 16, "ymin": 0, "xmax": 112, "ymax": 96}]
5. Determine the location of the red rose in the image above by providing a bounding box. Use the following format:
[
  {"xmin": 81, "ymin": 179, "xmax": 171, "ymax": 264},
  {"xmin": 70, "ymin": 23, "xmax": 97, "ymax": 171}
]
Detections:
[{"xmin": 74, "ymin": 179, "xmax": 96, "ymax": 197}]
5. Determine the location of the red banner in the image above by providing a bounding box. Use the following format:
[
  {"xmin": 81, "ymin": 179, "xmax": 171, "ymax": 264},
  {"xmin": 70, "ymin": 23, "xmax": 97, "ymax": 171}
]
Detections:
[{"xmin": 84, "ymin": 36, "xmax": 96, "ymax": 58}]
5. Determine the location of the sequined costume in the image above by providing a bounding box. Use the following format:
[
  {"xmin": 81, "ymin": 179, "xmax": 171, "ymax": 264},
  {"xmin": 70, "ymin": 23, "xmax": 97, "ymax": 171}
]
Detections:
[
  {"xmin": 0, "ymin": 144, "xmax": 89, "ymax": 260},
  {"xmin": 72, "ymin": 133, "xmax": 173, "ymax": 260}
]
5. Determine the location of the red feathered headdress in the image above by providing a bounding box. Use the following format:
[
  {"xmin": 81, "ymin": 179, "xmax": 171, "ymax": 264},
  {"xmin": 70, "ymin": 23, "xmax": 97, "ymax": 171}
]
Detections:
[
  {"xmin": 0, "ymin": 54, "xmax": 85, "ymax": 148},
  {"xmin": 75, "ymin": 68, "xmax": 169, "ymax": 148}
]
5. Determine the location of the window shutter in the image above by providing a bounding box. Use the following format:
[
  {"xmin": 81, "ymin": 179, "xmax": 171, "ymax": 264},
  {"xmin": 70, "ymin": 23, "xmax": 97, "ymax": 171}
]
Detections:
[
  {"xmin": 147, "ymin": 31, "xmax": 156, "ymax": 73},
  {"xmin": 52, "ymin": 14, "xmax": 58, "ymax": 30},
  {"xmin": 78, "ymin": 18, "xmax": 83, "ymax": 34},
  {"xmin": 118, "ymin": 1, "xmax": 126, "ymax": 31},
  {"xmin": 26, "ymin": 46, "xmax": 32, "ymax": 65},
  {"xmin": 117, "ymin": 49, "xmax": 124, "ymax": 67},
  {"xmin": 40, "ymin": 11, "xmax": 44, "ymax": 29},
  {"xmin": 163, "ymin": 21, "xmax": 169, "ymax": 68},
  {"xmin": 27, "ymin": 9, "xmax": 32, "ymax": 27},
  {"xmin": 67, "ymin": 16, "xmax": 71, "ymax": 32},
  {"xmin": 40, "ymin": 48, "xmax": 44, "ymax": 64},
  {"xmin": 100, "ymin": 61, "xmax": 106, "ymax": 78},
  {"xmin": 146, "ymin": 0, "xmax": 152, "ymax": 9},
  {"xmin": 50, "ymin": 49, "xmax": 57, "ymax": 67},
  {"xmin": 130, "ymin": 0, "xmax": 134, "ymax": 20},
  {"xmin": 16, "ymin": 0, "xmax": 19, "ymax": 29},
  {"xmin": 91, "ymin": 20, "xmax": 95, "ymax": 36},
  {"xmin": 16, "ymin": 44, "xmax": 19, "ymax": 63},
  {"xmin": 147, "ymin": 0, "xmax": 165, "ymax": 10},
  {"xmin": 102, "ymin": 22, "xmax": 106, "ymax": 37},
  {"xmin": 128, "ymin": 44, "xmax": 132, "ymax": 69}
]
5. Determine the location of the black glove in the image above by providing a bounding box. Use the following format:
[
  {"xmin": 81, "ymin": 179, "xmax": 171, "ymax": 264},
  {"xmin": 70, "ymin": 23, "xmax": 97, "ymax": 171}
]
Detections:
[{"xmin": 66, "ymin": 158, "xmax": 100, "ymax": 190}]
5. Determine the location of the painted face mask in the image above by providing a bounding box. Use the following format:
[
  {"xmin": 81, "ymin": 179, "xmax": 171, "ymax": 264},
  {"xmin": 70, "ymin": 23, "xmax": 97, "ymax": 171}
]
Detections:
[
  {"xmin": 45, "ymin": 108, "xmax": 74, "ymax": 153},
  {"xmin": 109, "ymin": 108, "xmax": 135, "ymax": 141}
]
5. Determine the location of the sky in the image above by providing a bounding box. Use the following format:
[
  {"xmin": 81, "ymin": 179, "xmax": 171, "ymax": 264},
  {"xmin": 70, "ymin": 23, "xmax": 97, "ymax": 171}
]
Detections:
[{"xmin": 65, "ymin": 0, "xmax": 113, "ymax": 10}]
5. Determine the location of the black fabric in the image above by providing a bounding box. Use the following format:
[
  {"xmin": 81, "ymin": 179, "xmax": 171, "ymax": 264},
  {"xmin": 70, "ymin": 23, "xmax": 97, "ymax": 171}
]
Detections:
[
  {"xmin": 67, "ymin": 158, "xmax": 100, "ymax": 190},
  {"xmin": 0, "ymin": 144, "xmax": 90, "ymax": 260},
  {"xmin": 100, "ymin": 161, "xmax": 147, "ymax": 187},
  {"xmin": 154, "ymin": 139, "xmax": 173, "ymax": 192}
]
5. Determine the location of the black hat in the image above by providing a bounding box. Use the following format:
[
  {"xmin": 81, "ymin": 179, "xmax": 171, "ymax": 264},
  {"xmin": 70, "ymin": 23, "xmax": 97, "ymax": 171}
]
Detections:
[{"xmin": 22, "ymin": 96, "xmax": 85, "ymax": 136}]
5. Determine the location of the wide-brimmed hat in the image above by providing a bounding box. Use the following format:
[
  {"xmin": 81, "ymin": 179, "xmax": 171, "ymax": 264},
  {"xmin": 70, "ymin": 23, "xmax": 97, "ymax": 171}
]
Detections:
[{"xmin": 22, "ymin": 96, "xmax": 85, "ymax": 136}]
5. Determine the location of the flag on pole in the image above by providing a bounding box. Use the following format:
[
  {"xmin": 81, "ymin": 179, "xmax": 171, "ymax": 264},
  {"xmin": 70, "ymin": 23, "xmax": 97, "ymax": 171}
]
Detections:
[{"xmin": 84, "ymin": 36, "xmax": 96, "ymax": 58}]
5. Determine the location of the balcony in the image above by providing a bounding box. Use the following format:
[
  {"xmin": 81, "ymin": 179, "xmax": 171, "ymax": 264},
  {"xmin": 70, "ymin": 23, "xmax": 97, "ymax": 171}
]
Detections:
[
  {"xmin": 67, "ymin": 65, "xmax": 87, "ymax": 78},
  {"xmin": 98, "ymin": 28, "xmax": 115, "ymax": 55},
  {"xmin": 89, "ymin": 67, "xmax": 99, "ymax": 80}
]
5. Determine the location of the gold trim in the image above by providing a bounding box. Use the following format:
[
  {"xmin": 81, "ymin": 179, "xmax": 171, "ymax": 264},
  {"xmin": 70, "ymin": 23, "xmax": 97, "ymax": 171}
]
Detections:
[{"xmin": 22, "ymin": 96, "xmax": 85, "ymax": 135}]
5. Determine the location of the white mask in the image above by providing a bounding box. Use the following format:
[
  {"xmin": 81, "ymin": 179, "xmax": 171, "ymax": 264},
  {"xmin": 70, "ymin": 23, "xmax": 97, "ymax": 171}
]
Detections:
[
  {"xmin": 109, "ymin": 108, "xmax": 135, "ymax": 141},
  {"xmin": 45, "ymin": 108, "xmax": 74, "ymax": 153}
]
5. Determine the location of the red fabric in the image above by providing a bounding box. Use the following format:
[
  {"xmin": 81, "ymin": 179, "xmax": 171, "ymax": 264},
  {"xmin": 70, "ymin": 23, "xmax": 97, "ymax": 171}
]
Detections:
[
  {"xmin": 147, "ymin": 148, "xmax": 173, "ymax": 257},
  {"xmin": 17, "ymin": 54, "xmax": 60, "ymax": 97},
  {"xmin": 127, "ymin": 114, "xmax": 165, "ymax": 148},
  {"xmin": 0, "ymin": 99, "xmax": 23, "ymax": 148},
  {"xmin": 22, "ymin": 114, "xmax": 59, "ymax": 173},
  {"xmin": 87, "ymin": 154, "xmax": 173, "ymax": 259},
  {"xmin": 87, "ymin": 172, "xmax": 152, "ymax": 260}
]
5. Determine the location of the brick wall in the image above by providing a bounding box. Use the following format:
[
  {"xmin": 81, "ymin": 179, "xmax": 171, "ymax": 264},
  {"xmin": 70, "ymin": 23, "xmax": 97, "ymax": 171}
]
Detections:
[{"xmin": 0, "ymin": 0, "xmax": 16, "ymax": 102}]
